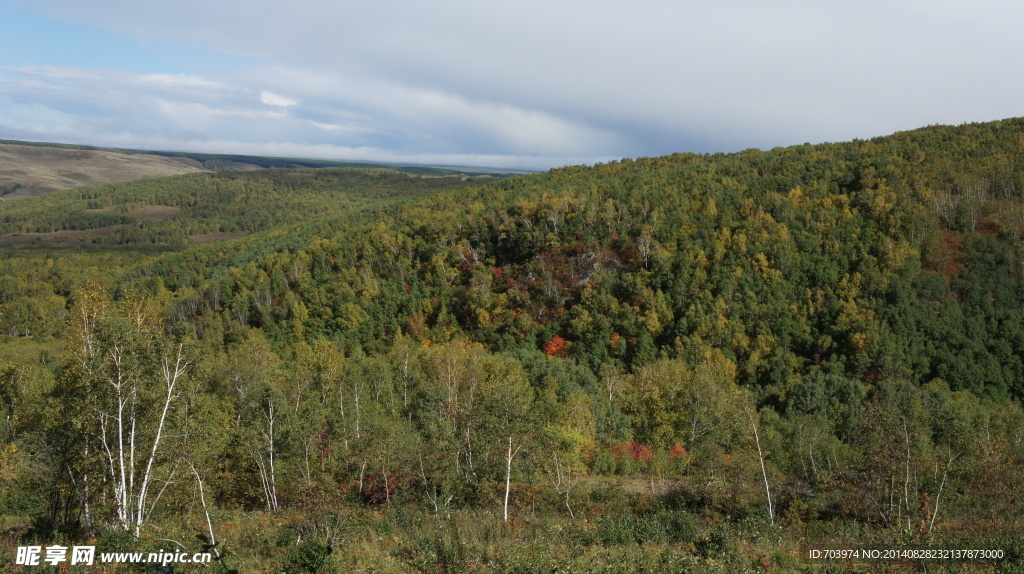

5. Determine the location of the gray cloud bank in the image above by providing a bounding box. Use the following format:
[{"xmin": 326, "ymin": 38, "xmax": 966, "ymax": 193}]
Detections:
[{"xmin": 4, "ymin": 0, "xmax": 1024, "ymax": 169}]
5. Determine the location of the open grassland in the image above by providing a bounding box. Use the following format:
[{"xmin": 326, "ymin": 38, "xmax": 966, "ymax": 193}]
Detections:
[
  {"xmin": 0, "ymin": 140, "xmax": 522, "ymax": 200},
  {"xmin": 0, "ymin": 143, "xmax": 209, "ymax": 198}
]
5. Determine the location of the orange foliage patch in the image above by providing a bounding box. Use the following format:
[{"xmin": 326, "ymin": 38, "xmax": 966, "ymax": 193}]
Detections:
[
  {"xmin": 923, "ymin": 231, "xmax": 965, "ymax": 283},
  {"xmin": 669, "ymin": 443, "xmax": 689, "ymax": 459},
  {"xmin": 543, "ymin": 335, "xmax": 569, "ymax": 357},
  {"xmin": 609, "ymin": 441, "xmax": 654, "ymax": 464}
]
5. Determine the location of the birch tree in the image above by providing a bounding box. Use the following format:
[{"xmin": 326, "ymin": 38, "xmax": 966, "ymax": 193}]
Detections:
[
  {"xmin": 539, "ymin": 390, "xmax": 594, "ymax": 520},
  {"xmin": 227, "ymin": 331, "xmax": 286, "ymax": 512},
  {"xmin": 479, "ymin": 357, "xmax": 534, "ymax": 522},
  {"xmin": 62, "ymin": 288, "xmax": 192, "ymax": 537}
]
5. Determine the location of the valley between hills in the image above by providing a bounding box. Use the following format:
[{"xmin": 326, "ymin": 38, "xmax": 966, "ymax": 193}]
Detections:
[{"xmin": 2, "ymin": 120, "xmax": 1024, "ymax": 572}]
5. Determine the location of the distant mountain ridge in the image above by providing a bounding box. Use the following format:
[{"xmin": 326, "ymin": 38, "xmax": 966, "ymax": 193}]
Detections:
[
  {"xmin": 0, "ymin": 139, "xmax": 523, "ymax": 198},
  {"xmin": 0, "ymin": 142, "xmax": 208, "ymax": 198}
]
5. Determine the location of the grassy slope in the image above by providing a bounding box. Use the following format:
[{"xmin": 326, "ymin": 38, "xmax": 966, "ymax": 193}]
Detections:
[
  {"xmin": 0, "ymin": 143, "xmax": 210, "ymax": 198},
  {"xmin": 0, "ymin": 140, "xmax": 527, "ymax": 199}
]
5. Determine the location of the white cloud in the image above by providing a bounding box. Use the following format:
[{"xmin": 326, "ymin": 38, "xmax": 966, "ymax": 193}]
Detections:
[
  {"xmin": 259, "ymin": 90, "xmax": 296, "ymax": 108},
  {"xmin": 0, "ymin": 64, "xmax": 605, "ymax": 169},
  {"xmin": 0, "ymin": 62, "xmax": 618, "ymax": 167},
  {"xmin": 7, "ymin": 0, "xmax": 1024, "ymax": 164},
  {"xmin": 141, "ymin": 73, "xmax": 220, "ymax": 88}
]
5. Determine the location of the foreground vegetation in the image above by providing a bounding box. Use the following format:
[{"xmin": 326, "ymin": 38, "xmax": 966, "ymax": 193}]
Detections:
[{"xmin": 4, "ymin": 120, "xmax": 1024, "ymax": 571}]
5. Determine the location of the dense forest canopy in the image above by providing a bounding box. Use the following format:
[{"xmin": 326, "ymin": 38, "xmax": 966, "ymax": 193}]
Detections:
[{"xmin": 2, "ymin": 120, "xmax": 1024, "ymax": 572}]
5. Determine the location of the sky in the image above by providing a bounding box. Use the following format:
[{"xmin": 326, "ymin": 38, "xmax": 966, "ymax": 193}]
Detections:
[{"xmin": 1, "ymin": 0, "xmax": 1023, "ymax": 171}]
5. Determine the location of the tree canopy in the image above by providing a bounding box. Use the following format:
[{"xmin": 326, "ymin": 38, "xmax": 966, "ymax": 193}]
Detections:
[{"xmin": 4, "ymin": 119, "xmax": 1024, "ymax": 572}]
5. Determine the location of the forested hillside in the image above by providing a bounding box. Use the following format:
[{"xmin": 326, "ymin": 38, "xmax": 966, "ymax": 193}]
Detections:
[{"xmin": 3, "ymin": 120, "xmax": 1024, "ymax": 572}]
